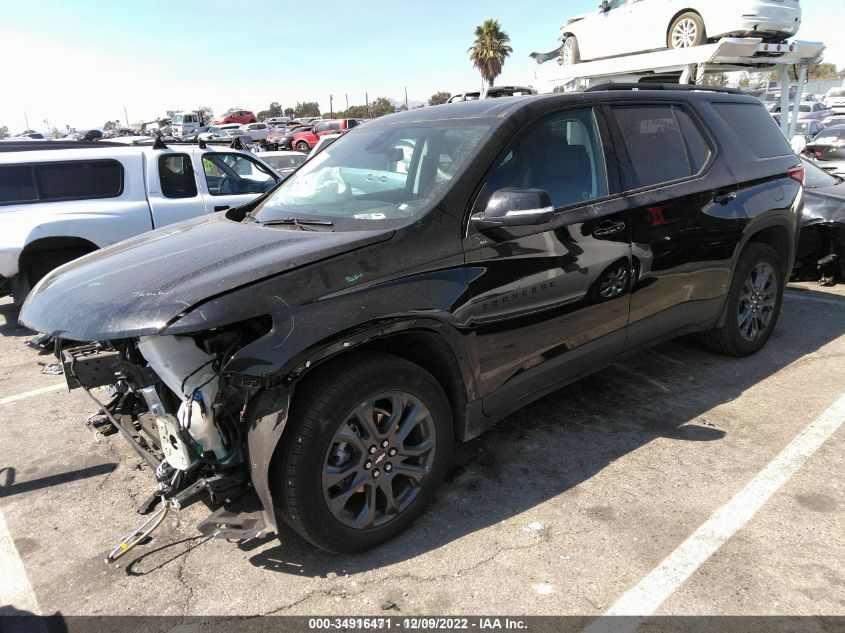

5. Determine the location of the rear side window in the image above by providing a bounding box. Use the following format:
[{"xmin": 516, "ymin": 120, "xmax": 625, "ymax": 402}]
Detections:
[
  {"xmin": 159, "ymin": 154, "xmax": 198, "ymax": 199},
  {"xmin": 711, "ymin": 102, "xmax": 792, "ymax": 158},
  {"xmin": 611, "ymin": 105, "xmax": 711, "ymax": 189},
  {"xmin": 0, "ymin": 165, "xmax": 37, "ymax": 204},
  {"xmin": 34, "ymin": 160, "xmax": 123, "ymax": 200}
]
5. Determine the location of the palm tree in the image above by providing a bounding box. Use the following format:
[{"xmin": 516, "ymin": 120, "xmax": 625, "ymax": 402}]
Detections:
[{"xmin": 468, "ymin": 19, "xmax": 513, "ymax": 88}]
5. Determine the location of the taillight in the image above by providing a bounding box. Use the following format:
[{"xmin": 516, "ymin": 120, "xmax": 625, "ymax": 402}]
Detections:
[{"xmin": 787, "ymin": 165, "xmax": 805, "ymax": 186}]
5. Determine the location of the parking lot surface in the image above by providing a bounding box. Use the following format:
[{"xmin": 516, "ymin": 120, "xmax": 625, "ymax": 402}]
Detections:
[{"xmin": 0, "ymin": 283, "xmax": 843, "ymax": 618}]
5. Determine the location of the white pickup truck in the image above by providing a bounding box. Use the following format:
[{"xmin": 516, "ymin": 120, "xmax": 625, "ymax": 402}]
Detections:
[{"xmin": 0, "ymin": 140, "xmax": 280, "ymax": 302}]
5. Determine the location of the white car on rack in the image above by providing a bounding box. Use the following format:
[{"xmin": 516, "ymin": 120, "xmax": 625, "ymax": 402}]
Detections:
[
  {"xmin": 823, "ymin": 87, "xmax": 845, "ymax": 115},
  {"xmin": 560, "ymin": 0, "xmax": 802, "ymax": 65}
]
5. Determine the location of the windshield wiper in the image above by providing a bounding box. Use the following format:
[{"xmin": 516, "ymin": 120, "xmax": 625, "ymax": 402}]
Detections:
[{"xmin": 260, "ymin": 217, "xmax": 335, "ymax": 231}]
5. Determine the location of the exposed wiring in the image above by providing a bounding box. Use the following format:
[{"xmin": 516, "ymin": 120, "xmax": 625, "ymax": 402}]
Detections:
[
  {"xmin": 179, "ymin": 358, "xmax": 215, "ymax": 398},
  {"xmin": 106, "ymin": 499, "xmax": 171, "ymax": 563}
]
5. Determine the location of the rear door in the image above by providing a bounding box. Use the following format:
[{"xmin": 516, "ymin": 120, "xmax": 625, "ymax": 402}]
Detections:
[
  {"xmin": 147, "ymin": 151, "xmax": 208, "ymax": 227},
  {"xmin": 605, "ymin": 101, "xmax": 738, "ymax": 348},
  {"xmin": 464, "ymin": 106, "xmax": 632, "ymax": 415}
]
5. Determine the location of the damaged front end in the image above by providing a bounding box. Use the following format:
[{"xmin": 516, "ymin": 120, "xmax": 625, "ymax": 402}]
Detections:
[{"xmin": 59, "ymin": 316, "xmax": 288, "ymax": 556}]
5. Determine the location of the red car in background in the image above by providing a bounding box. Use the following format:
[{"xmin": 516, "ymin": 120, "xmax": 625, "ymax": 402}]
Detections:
[
  {"xmin": 291, "ymin": 118, "xmax": 363, "ymax": 151},
  {"xmin": 213, "ymin": 108, "xmax": 257, "ymax": 125}
]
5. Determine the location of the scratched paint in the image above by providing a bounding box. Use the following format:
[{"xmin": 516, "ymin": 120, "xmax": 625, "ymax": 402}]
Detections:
[
  {"xmin": 132, "ymin": 290, "xmax": 175, "ymax": 298},
  {"xmin": 272, "ymin": 296, "xmax": 295, "ymax": 349}
]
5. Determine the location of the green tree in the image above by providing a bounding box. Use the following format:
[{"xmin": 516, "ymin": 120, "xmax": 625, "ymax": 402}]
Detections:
[
  {"xmin": 369, "ymin": 97, "xmax": 395, "ymax": 118},
  {"xmin": 701, "ymin": 72, "xmax": 728, "ymax": 87},
  {"xmin": 294, "ymin": 102, "xmax": 321, "ymax": 118},
  {"xmin": 0, "ymin": 125, "xmax": 8, "ymax": 139},
  {"xmin": 428, "ymin": 91, "xmax": 451, "ymax": 106},
  {"xmin": 257, "ymin": 101, "xmax": 284, "ymax": 120},
  {"xmin": 468, "ymin": 19, "xmax": 513, "ymax": 87},
  {"xmin": 283, "ymin": 107, "xmax": 295, "ymax": 117},
  {"xmin": 103, "ymin": 120, "xmax": 119, "ymax": 131},
  {"xmin": 337, "ymin": 104, "xmax": 369, "ymax": 118}
]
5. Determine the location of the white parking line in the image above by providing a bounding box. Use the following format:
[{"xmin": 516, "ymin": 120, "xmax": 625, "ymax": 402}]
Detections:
[
  {"xmin": 586, "ymin": 391, "xmax": 845, "ymax": 631},
  {"xmin": 0, "ymin": 384, "xmax": 64, "ymax": 406},
  {"xmin": 0, "ymin": 509, "xmax": 40, "ymax": 614},
  {"xmin": 784, "ymin": 291, "xmax": 845, "ymax": 307}
]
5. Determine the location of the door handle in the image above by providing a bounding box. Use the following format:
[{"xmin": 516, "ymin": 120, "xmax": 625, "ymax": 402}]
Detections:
[
  {"xmin": 214, "ymin": 205, "xmax": 230, "ymax": 212},
  {"xmin": 713, "ymin": 192, "xmax": 737, "ymax": 205},
  {"xmin": 593, "ymin": 220, "xmax": 626, "ymax": 238}
]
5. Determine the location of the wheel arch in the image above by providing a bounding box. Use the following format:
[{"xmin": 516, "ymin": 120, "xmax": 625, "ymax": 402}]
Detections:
[
  {"xmin": 246, "ymin": 322, "xmax": 476, "ymax": 535},
  {"xmin": 18, "ymin": 236, "xmax": 99, "ymax": 272},
  {"xmin": 715, "ymin": 219, "xmax": 794, "ymax": 327}
]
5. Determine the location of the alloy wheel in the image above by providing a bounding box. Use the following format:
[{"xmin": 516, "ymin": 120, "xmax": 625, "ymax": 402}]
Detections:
[
  {"xmin": 671, "ymin": 18, "xmax": 698, "ymax": 48},
  {"xmin": 562, "ymin": 39, "xmax": 575, "ymax": 65},
  {"xmin": 322, "ymin": 391, "xmax": 437, "ymax": 529},
  {"xmin": 598, "ymin": 265, "xmax": 628, "ymax": 299},
  {"xmin": 738, "ymin": 262, "xmax": 777, "ymax": 342}
]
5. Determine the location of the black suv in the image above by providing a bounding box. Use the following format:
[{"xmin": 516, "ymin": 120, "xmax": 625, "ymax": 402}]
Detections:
[{"xmin": 21, "ymin": 86, "xmax": 804, "ymax": 554}]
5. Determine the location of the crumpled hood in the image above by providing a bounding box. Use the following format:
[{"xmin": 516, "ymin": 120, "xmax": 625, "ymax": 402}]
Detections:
[{"xmin": 19, "ymin": 213, "xmax": 393, "ymax": 341}]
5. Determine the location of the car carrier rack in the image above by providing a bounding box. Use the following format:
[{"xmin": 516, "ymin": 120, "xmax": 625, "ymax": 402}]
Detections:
[{"xmin": 531, "ymin": 37, "xmax": 826, "ymax": 139}]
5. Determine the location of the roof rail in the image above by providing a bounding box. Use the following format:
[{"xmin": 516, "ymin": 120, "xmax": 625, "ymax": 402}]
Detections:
[
  {"xmin": 585, "ymin": 82, "xmax": 743, "ymax": 95},
  {"xmin": 0, "ymin": 140, "xmax": 130, "ymax": 152}
]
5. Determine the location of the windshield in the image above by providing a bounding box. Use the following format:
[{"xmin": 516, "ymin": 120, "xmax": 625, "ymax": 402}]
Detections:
[
  {"xmin": 172, "ymin": 114, "xmax": 184, "ymax": 124},
  {"xmin": 829, "ymin": 89, "xmax": 845, "ymax": 98},
  {"xmin": 250, "ymin": 122, "xmax": 492, "ymax": 227},
  {"xmin": 803, "ymin": 160, "xmax": 841, "ymax": 188}
]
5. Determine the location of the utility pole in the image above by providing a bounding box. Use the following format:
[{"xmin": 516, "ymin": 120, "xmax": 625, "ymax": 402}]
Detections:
[
  {"xmin": 124, "ymin": 106, "xmax": 129, "ymax": 128},
  {"xmin": 405, "ymin": 86, "xmax": 409, "ymax": 110},
  {"xmin": 329, "ymin": 94, "xmax": 334, "ymax": 119},
  {"xmin": 366, "ymin": 92, "xmax": 370, "ymax": 118},
  {"xmin": 345, "ymin": 94, "xmax": 349, "ymax": 113},
  {"xmin": 24, "ymin": 112, "xmax": 30, "ymax": 130}
]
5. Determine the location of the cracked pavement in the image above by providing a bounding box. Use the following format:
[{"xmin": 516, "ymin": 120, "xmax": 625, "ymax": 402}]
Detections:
[{"xmin": 0, "ymin": 283, "xmax": 843, "ymax": 617}]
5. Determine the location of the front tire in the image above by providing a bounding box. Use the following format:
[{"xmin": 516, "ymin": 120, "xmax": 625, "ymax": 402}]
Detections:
[
  {"xmin": 701, "ymin": 243, "xmax": 784, "ymax": 357},
  {"xmin": 272, "ymin": 352, "xmax": 453, "ymax": 553},
  {"xmin": 668, "ymin": 12, "xmax": 706, "ymax": 49}
]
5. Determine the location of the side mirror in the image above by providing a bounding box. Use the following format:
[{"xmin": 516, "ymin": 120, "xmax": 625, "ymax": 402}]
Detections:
[
  {"xmin": 473, "ymin": 188, "xmax": 555, "ymax": 230},
  {"xmin": 599, "ymin": 0, "xmax": 611, "ymax": 11}
]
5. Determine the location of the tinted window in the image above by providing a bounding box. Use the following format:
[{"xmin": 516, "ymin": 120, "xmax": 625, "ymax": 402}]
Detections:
[
  {"xmin": 611, "ymin": 105, "xmax": 706, "ymax": 189},
  {"xmin": 674, "ymin": 108, "xmax": 711, "ymax": 173},
  {"xmin": 711, "ymin": 102, "xmax": 792, "ymax": 158},
  {"xmin": 0, "ymin": 165, "xmax": 37, "ymax": 204},
  {"xmin": 159, "ymin": 154, "xmax": 198, "ymax": 199},
  {"xmin": 328, "ymin": 121, "xmax": 341, "ymax": 131},
  {"xmin": 34, "ymin": 160, "xmax": 123, "ymax": 200},
  {"xmin": 488, "ymin": 107, "xmax": 608, "ymax": 208}
]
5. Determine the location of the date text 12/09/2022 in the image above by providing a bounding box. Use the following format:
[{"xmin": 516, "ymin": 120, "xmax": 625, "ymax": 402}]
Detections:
[{"xmin": 308, "ymin": 617, "xmax": 528, "ymax": 630}]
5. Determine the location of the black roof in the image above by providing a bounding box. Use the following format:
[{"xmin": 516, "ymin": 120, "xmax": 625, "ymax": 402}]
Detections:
[{"xmin": 366, "ymin": 86, "xmax": 759, "ymax": 127}]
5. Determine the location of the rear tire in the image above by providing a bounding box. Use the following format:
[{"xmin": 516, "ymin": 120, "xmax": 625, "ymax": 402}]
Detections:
[
  {"xmin": 272, "ymin": 352, "xmax": 453, "ymax": 553},
  {"xmin": 668, "ymin": 12, "xmax": 706, "ymax": 49},
  {"xmin": 295, "ymin": 140, "xmax": 311, "ymax": 152},
  {"xmin": 701, "ymin": 243, "xmax": 784, "ymax": 357},
  {"xmin": 562, "ymin": 36, "xmax": 580, "ymax": 65}
]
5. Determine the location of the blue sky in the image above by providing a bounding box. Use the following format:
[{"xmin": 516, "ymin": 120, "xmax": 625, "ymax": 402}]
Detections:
[{"xmin": 1, "ymin": 0, "xmax": 842, "ymax": 131}]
